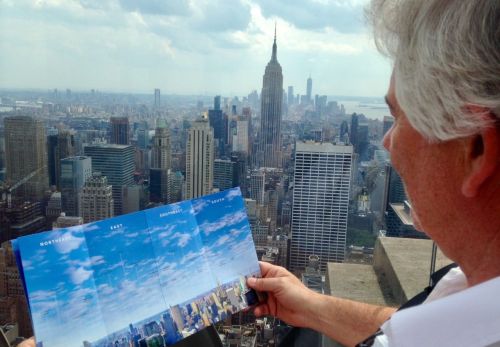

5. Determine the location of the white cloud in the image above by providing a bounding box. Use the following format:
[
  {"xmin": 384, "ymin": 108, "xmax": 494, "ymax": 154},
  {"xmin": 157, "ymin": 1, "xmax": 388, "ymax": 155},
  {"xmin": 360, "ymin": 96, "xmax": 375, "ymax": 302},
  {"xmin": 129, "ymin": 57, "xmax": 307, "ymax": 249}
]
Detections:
[
  {"xmin": 173, "ymin": 232, "xmax": 191, "ymax": 247},
  {"xmin": 199, "ymin": 210, "xmax": 247, "ymax": 235},
  {"xmin": 0, "ymin": 0, "xmax": 390, "ymax": 96},
  {"xmin": 214, "ymin": 234, "xmax": 231, "ymax": 248},
  {"xmin": 53, "ymin": 231, "xmax": 86, "ymax": 254},
  {"xmin": 66, "ymin": 266, "xmax": 93, "ymax": 285}
]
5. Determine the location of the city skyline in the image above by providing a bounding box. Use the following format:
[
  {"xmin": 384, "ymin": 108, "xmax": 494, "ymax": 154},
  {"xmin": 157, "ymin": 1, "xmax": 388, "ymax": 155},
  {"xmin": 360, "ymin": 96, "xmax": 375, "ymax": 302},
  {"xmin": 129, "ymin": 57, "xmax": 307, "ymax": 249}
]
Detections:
[{"xmin": 0, "ymin": 0, "xmax": 391, "ymax": 97}]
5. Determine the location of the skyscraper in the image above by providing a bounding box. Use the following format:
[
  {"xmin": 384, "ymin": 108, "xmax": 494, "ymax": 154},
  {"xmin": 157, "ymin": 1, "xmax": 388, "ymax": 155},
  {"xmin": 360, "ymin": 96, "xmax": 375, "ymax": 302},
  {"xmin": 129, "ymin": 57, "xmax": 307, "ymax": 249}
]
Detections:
[
  {"xmin": 151, "ymin": 127, "xmax": 171, "ymax": 170},
  {"xmin": 249, "ymin": 170, "xmax": 265, "ymax": 205},
  {"xmin": 213, "ymin": 159, "xmax": 235, "ymax": 192},
  {"xmin": 110, "ymin": 117, "xmax": 130, "ymax": 145},
  {"xmin": 4, "ymin": 116, "xmax": 48, "ymax": 200},
  {"xmin": 83, "ymin": 144, "xmax": 134, "ymax": 216},
  {"xmin": 288, "ymin": 86, "xmax": 294, "ymax": 106},
  {"xmin": 290, "ymin": 141, "xmax": 353, "ymax": 272},
  {"xmin": 154, "ymin": 88, "xmax": 161, "ymax": 109},
  {"xmin": 186, "ymin": 118, "xmax": 214, "ymax": 199},
  {"xmin": 232, "ymin": 118, "xmax": 249, "ymax": 154},
  {"xmin": 79, "ymin": 173, "xmax": 114, "ymax": 223},
  {"xmin": 383, "ymin": 116, "xmax": 394, "ymax": 137},
  {"xmin": 306, "ymin": 76, "xmax": 312, "ymax": 103},
  {"xmin": 350, "ymin": 113, "xmax": 359, "ymax": 147},
  {"xmin": 47, "ymin": 129, "xmax": 75, "ymax": 188},
  {"xmin": 208, "ymin": 96, "xmax": 226, "ymax": 156},
  {"xmin": 150, "ymin": 127, "xmax": 172, "ymax": 203},
  {"xmin": 258, "ymin": 27, "xmax": 283, "ymax": 168},
  {"xmin": 60, "ymin": 156, "xmax": 92, "ymax": 216}
]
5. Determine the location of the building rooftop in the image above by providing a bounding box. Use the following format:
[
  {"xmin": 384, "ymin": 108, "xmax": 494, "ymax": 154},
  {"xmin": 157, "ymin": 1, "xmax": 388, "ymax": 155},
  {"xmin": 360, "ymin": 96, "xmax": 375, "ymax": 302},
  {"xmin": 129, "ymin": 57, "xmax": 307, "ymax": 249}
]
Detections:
[
  {"xmin": 376, "ymin": 236, "xmax": 452, "ymax": 303},
  {"xmin": 390, "ymin": 203, "xmax": 413, "ymax": 225},
  {"xmin": 326, "ymin": 263, "xmax": 397, "ymax": 307},
  {"xmin": 326, "ymin": 236, "xmax": 453, "ymax": 308},
  {"xmin": 295, "ymin": 141, "xmax": 353, "ymax": 154},
  {"xmin": 84, "ymin": 143, "xmax": 131, "ymax": 149}
]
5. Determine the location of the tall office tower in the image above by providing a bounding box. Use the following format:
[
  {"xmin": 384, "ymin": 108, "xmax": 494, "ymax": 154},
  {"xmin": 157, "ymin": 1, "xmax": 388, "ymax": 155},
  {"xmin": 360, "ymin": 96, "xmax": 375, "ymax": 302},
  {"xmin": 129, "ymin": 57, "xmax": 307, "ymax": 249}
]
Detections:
[
  {"xmin": 154, "ymin": 88, "xmax": 161, "ymax": 109},
  {"xmin": 167, "ymin": 170, "xmax": 183, "ymax": 203},
  {"xmin": 110, "ymin": 117, "xmax": 130, "ymax": 145},
  {"xmin": 350, "ymin": 113, "xmax": 359, "ymax": 148},
  {"xmin": 290, "ymin": 141, "xmax": 353, "ymax": 272},
  {"xmin": 186, "ymin": 119, "xmax": 214, "ymax": 199},
  {"xmin": 4, "ymin": 116, "xmax": 48, "ymax": 200},
  {"xmin": 137, "ymin": 122, "xmax": 150, "ymax": 150},
  {"xmin": 340, "ymin": 120, "xmax": 349, "ymax": 144},
  {"xmin": 306, "ymin": 76, "xmax": 312, "ymax": 103},
  {"xmin": 149, "ymin": 127, "xmax": 172, "ymax": 203},
  {"xmin": 357, "ymin": 123, "xmax": 370, "ymax": 160},
  {"xmin": 208, "ymin": 96, "xmax": 225, "ymax": 156},
  {"xmin": 213, "ymin": 159, "xmax": 235, "ymax": 192},
  {"xmin": 151, "ymin": 127, "xmax": 171, "ymax": 170},
  {"xmin": 84, "ymin": 144, "xmax": 134, "ymax": 216},
  {"xmin": 47, "ymin": 130, "xmax": 75, "ymax": 188},
  {"xmin": 288, "ymin": 86, "xmax": 294, "ymax": 106},
  {"xmin": 383, "ymin": 116, "xmax": 394, "ymax": 137},
  {"xmin": 258, "ymin": 28, "xmax": 283, "ymax": 168},
  {"xmin": 249, "ymin": 170, "xmax": 265, "ymax": 205},
  {"xmin": 214, "ymin": 95, "xmax": 221, "ymax": 111},
  {"xmin": 386, "ymin": 163, "xmax": 407, "ymax": 207},
  {"xmin": 232, "ymin": 118, "xmax": 249, "ymax": 154},
  {"xmin": 60, "ymin": 156, "xmax": 92, "ymax": 216},
  {"xmin": 79, "ymin": 173, "xmax": 114, "ymax": 223}
]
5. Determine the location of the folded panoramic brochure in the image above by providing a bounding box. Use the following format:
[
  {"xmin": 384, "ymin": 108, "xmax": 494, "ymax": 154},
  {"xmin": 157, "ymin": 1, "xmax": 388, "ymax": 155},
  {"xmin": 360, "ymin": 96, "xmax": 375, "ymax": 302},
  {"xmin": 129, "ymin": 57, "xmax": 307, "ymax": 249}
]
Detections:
[{"xmin": 13, "ymin": 188, "xmax": 262, "ymax": 347}]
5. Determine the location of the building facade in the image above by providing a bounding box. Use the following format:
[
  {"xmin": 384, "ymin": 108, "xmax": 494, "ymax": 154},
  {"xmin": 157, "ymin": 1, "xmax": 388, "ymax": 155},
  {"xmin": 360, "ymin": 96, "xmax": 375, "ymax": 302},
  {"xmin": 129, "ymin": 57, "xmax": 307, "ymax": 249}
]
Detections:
[
  {"xmin": 213, "ymin": 159, "xmax": 235, "ymax": 192},
  {"xmin": 79, "ymin": 173, "xmax": 114, "ymax": 223},
  {"xmin": 110, "ymin": 117, "xmax": 130, "ymax": 145},
  {"xmin": 258, "ymin": 30, "xmax": 283, "ymax": 168},
  {"xmin": 186, "ymin": 119, "xmax": 214, "ymax": 199},
  {"xmin": 60, "ymin": 156, "xmax": 92, "ymax": 217},
  {"xmin": 83, "ymin": 144, "xmax": 134, "ymax": 216},
  {"xmin": 4, "ymin": 116, "xmax": 48, "ymax": 200},
  {"xmin": 290, "ymin": 141, "xmax": 353, "ymax": 272}
]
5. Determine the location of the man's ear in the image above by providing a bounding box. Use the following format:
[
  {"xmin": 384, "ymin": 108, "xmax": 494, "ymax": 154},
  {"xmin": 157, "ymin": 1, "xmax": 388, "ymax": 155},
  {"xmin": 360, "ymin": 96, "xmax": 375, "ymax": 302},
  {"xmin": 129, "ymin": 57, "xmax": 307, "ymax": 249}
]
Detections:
[{"xmin": 461, "ymin": 123, "xmax": 499, "ymax": 198}]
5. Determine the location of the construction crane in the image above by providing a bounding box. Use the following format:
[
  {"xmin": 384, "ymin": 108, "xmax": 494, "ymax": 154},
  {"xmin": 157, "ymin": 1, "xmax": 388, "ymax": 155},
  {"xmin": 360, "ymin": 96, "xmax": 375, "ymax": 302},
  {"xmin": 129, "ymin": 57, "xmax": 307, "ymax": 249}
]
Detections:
[{"xmin": 1, "ymin": 166, "xmax": 47, "ymax": 208}]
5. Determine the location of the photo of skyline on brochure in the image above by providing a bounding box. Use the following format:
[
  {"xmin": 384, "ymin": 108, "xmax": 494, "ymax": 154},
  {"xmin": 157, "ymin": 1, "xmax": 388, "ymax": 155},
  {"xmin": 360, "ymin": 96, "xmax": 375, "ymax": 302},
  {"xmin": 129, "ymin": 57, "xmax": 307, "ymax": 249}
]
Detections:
[{"xmin": 16, "ymin": 188, "xmax": 261, "ymax": 347}]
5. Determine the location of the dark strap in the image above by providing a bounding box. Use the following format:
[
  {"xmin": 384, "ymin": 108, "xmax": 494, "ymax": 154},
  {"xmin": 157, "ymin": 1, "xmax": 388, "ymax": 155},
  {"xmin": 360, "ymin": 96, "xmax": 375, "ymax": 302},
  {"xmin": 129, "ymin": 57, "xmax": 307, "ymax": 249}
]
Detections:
[
  {"xmin": 355, "ymin": 263, "xmax": 458, "ymax": 346},
  {"xmin": 398, "ymin": 263, "xmax": 458, "ymax": 311}
]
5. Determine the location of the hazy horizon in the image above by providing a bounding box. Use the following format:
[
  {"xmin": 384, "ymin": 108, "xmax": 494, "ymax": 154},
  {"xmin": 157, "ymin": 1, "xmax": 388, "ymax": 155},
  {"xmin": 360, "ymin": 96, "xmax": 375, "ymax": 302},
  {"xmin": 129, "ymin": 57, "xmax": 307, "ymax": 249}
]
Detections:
[{"xmin": 0, "ymin": 0, "xmax": 392, "ymax": 98}]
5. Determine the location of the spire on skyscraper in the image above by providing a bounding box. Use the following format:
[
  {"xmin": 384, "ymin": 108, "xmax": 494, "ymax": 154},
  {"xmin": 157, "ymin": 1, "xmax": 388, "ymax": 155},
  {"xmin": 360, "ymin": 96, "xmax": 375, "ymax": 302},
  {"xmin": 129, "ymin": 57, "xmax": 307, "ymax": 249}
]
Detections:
[{"xmin": 272, "ymin": 22, "xmax": 277, "ymax": 62}]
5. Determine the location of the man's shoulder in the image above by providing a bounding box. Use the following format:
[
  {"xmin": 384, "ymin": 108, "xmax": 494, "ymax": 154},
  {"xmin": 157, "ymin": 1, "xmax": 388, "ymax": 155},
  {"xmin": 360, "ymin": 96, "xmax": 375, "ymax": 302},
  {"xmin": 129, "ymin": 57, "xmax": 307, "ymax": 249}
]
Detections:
[{"xmin": 381, "ymin": 276, "xmax": 500, "ymax": 346}]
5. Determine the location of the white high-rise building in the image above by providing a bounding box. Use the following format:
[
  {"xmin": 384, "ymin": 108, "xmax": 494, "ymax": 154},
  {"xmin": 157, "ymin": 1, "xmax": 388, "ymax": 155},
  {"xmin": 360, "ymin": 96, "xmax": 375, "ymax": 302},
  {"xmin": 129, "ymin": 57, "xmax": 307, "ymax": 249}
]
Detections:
[
  {"xmin": 186, "ymin": 118, "xmax": 214, "ymax": 199},
  {"xmin": 232, "ymin": 119, "xmax": 249, "ymax": 154},
  {"xmin": 249, "ymin": 170, "xmax": 265, "ymax": 205},
  {"xmin": 79, "ymin": 173, "xmax": 114, "ymax": 223},
  {"xmin": 151, "ymin": 127, "xmax": 171, "ymax": 170},
  {"xmin": 290, "ymin": 141, "xmax": 353, "ymax": 272}
]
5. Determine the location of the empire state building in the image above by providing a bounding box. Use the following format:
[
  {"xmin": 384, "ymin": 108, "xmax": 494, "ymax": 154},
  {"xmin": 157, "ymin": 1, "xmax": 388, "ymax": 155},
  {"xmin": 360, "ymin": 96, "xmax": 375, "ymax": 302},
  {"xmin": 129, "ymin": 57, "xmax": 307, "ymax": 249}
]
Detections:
[{"xmin": 258, "ymin": 28, "xmax": 283, "ymax": 168}]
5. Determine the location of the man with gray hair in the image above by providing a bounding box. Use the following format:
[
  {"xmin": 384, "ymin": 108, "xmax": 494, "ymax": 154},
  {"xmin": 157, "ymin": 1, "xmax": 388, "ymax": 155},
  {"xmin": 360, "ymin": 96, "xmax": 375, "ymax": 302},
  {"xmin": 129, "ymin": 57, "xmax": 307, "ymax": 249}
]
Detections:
[
  {"xmin": 17, "ymin": 1, "xmax": 499, "ymax": 346},
  {"xmin": 247, "ymin": 0, "xmax": 500, "ymax": 346}
]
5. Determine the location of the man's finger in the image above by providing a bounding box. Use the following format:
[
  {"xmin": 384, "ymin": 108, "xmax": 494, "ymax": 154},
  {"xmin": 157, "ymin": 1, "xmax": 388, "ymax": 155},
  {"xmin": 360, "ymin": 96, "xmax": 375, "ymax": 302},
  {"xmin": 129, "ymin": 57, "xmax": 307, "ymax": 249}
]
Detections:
[
  {"xmin": 253, "ymin": 304, "xmax": 269, "ymax": 317},
  {"xmin": 247, "ymin": 276, "xmax": 281, "ymax": 292},
  {"xmin": 18, "ymin": 337, "xmax": 36, "ymax": 347}
]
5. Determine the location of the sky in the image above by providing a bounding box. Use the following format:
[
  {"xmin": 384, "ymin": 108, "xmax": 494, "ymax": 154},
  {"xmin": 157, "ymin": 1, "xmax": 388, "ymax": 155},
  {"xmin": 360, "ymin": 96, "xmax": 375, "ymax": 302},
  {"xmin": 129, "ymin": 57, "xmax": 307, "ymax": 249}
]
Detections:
[
  {"xmin": 0, "ymin": 0, "xmax": 392, "ymax": 97},
  {"xmin": 18, "ymin": 187, "xmax": 259, "ymax": 347}
]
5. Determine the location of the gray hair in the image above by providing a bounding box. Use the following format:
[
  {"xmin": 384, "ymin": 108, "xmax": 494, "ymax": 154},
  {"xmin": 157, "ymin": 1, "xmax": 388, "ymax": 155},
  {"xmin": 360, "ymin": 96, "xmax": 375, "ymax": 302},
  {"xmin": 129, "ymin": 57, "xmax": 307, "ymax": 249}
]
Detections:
[{"xmin": 368, "ymin": 0, "xmax": 500, "ymax": 141}]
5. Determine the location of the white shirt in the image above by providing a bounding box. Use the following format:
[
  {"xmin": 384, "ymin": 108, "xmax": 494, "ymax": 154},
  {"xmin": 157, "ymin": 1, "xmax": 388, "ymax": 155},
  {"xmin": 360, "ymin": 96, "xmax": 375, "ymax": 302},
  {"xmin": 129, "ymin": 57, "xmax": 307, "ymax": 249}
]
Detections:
[{"xmin": 373, "ymin": 268, "xmax": 500, "ymax": 347}]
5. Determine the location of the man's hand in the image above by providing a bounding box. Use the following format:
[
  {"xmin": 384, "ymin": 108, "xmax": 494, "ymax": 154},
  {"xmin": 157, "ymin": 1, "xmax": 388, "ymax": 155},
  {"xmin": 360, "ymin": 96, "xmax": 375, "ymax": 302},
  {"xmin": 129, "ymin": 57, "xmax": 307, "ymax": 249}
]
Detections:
[
  {"xmin": 247, "ymin": 261, "xmax": 319, "ymax": 328},
  {"xmin": 17, "ymin": 337, "xmax": 35, "ymax": 347},
  {"xmin": 247, "ymin": 261, "xmax": 396, "ymax": 347}
]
